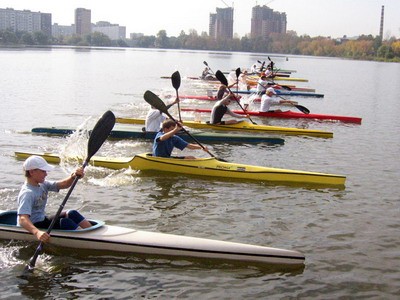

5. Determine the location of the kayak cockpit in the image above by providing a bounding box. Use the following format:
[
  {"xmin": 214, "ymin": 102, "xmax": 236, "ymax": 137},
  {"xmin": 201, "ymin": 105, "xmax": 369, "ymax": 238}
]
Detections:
[{"xmin": 0, "ymin": 210, "xmax": 104, "ymax": 232}]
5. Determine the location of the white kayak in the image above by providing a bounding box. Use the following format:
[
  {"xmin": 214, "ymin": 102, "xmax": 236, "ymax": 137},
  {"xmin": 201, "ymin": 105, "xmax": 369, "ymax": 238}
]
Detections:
[{"xmin": 0, "ymin": 210, "xmax": 305, "ymax": 266}]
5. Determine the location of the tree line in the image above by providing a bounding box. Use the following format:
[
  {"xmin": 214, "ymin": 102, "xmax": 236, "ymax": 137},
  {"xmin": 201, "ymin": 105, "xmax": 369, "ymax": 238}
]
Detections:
[{"xmin": 1, "ymin": 28, "xmax": 399, "ymax": 62}]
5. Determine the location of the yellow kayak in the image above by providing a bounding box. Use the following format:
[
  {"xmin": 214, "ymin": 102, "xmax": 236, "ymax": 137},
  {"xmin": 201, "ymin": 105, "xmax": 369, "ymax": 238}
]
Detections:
[
  {"xmin": 15, "ymin": 152, "xmax": 346, "ymax": 187},
  {"xmin": 115, "ymin": 118, "xmax": 333, "ymax": 138}
]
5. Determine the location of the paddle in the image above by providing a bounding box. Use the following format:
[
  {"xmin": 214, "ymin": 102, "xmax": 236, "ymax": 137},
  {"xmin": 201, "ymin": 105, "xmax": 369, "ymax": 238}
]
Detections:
[
  {"xmin": 235, "ymin": 67, "xmax": 241, "ymax": 96},
  {"xmin": 25, "ymin": 110, "xmax": 116, "ymax": 272},
  {"xmin": 215, "ymin": 70, "xmax": 257, "ymax": 125},
  {"xmin": 203, "ymin": 61, "xmax": 215, "ymax": 75},
  {"xmin": 143, "ymin": 90, "xmax": 226, "ymax": 162},
  {"xmin": 276, "ymin": 94, "xmax": 310, "ymax": 114},
  {"xmin": 171, "ymin": 71, "xmax": 182, "ymax": 122}
]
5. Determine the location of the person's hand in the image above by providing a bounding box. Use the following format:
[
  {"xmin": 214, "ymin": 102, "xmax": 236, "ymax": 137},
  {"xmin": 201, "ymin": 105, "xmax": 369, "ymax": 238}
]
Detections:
[
  {"xmin": 72, "ymin": 166, "xmax": 85, "ymax": 179},
  {"xmin": 174, "ymin": 122, "xmax": 183, "ymax": 132},
  {"xmin": 175, "ymin": 97, "xmax": 180, "ymax": 104},
  {"xmin": 35, "ymin": 230, "xmax": 50, "ymax": 243}
]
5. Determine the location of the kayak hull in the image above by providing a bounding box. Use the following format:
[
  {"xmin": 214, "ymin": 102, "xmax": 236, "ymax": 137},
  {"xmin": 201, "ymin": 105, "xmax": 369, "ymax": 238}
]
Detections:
[
  {"xmin": 0, "ymin": 211, "xmax": 305, "ymax": 265},
  {"xmin": 115, "ymin": 118, "xmax": 333, "ymax": 138},
  {"xmin": 31, "ymin": 126, "xmax": 285, "ymax": 145},
  {"xmin": 14, "ymin": 152, "xmax": 346, "ymax": 187},
  {"xmin": 181, "ymin": 108, "xmax": 362, "ymax": 124}
]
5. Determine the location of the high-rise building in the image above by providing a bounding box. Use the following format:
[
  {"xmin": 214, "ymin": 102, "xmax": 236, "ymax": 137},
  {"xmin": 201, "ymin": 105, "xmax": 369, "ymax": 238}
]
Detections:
[
  {"xmin": 209, "ymin": 7, "xmax": 233, "ymax": 39},
  {"xmin": 251, "ymin": 5, "xmax": 286, "ymax": 38},
  {"xmin": 0, "ymin": 8, "xmax": 52, "ymax": 36},
  {"xmin": 75, "ymin": 8, "xmax": 91, "ymax": 36}
]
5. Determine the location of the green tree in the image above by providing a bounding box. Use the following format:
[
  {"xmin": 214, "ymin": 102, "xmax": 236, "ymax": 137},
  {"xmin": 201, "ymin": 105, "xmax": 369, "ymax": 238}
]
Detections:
[
  {"xmin": 91, "ymin": 32, "xmax": 112, "ymax": 46},
  {"xmin": 155, "ymin": 30, "xmax": 169, "ymax": 48}
]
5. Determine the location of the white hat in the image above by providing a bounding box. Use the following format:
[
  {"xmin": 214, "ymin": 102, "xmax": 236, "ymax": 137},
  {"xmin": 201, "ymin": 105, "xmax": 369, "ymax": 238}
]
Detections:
[
  {"xmin": 23, "ymin": 155, "xmax": 54, "ymax": 172},
  {"xmin": 266, "ymin": 87, "xmax": 277, "ymax": 95}
]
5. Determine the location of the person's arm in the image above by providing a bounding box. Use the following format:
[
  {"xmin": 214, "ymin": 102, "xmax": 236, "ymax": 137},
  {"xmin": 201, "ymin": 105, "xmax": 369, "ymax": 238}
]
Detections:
[
  {"xmin": 57, "ymin": 167, "xmax": 84, "ymax": 189},
  {"xmin": 226, "ymin": 107, "xmax": 245, "ymax": 118},
  {"xmin": 18, "ymin": 214, "xmax": 50, "ymax": 242},
  {"xmin": 279, "ymin": 100, "xmax": 297, "ymax": 105},
  {"xmin": 166, "ymin": 97, "xmax": 179, "ymax": 109},
  {"xmin": 186, "ymin": 143, "xmax": 208, "ymax": 152},
  {"xmin": 158, "ymin": 123, "xmax": 182, "ymax": 142}
]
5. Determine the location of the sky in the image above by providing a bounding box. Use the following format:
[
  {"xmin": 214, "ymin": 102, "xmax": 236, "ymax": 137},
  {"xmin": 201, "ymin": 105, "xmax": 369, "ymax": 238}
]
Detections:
[{"xmin": 2, "ymin": 0, "xmax": 399, "ymax": 39}]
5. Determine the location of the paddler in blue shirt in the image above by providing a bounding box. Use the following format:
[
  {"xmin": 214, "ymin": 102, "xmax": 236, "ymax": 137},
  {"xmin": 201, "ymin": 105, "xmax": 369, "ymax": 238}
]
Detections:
[{"xmin": 152, "ymin": 119, "xmax": 208, "ymax": 159}]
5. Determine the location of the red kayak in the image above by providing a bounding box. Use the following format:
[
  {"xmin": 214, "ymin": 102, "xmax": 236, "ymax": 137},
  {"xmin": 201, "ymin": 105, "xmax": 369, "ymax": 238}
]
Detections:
[{"xmin": 181, "ymin": 108, "xmax": 362, "ymax": 124}]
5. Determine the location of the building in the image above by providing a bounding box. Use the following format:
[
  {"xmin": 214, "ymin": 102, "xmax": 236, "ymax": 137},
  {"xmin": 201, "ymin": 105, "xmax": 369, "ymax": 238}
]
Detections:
[
  {"xmin": 75, "ymin": 8, "xmax": 91, "ymax": 36},
  {"xmin": 93, "ymin": 21, "xmax": 126, "ymax": 40},
  {"xmin": 209, "ymin": 7, "xmax": 233, "ymax": 39},
  {"xmin": 0, "ymin": 8, "xmax": 52, "ymax": 36},
  {"xmin": 52, "ymin": 23, "xmax": 74, "ymax": 38},
  {"xmin": 251, "ymin": 5, "xmax": 286, "ymax": 38}
]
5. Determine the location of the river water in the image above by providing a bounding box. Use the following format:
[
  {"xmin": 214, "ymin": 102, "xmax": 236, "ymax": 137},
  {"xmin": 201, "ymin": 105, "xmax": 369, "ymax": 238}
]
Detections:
[{"xmin": 0, "ymin": 47, "xmax": 399, "ymax": 299}]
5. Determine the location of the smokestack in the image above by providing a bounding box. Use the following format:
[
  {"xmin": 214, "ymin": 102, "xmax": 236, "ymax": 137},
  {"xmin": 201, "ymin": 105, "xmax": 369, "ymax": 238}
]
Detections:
[{"xmin": 379, "ymin": 5, "xmax": 384, "ymax": 40}]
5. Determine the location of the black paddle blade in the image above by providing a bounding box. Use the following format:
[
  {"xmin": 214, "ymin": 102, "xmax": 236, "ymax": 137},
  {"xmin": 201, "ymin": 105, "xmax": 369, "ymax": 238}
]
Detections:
[
  {"xmin": 87, "ymin": 110, "xmax": 116, "ymax": 160},
  {"xmin": 203, "ymin": 61, "xmax": 209, "ymax": 67},
  {"xmin": 235, "ymin": 68, "xmax": 241, "ymax": 79},
  {"xmin": 171, "ymin": 71, "xmax": 181, "ymax": 90},
  {"xmin": 295, "ymin": 105, "xmax": 310, "ymax": 114},
  {"xmin": 143, "ymin": 90, "xmax": 169, "ymax": 115},
  {"xmin": 215, "ymin": 70, "xmax": 228, "ymax": 86}
]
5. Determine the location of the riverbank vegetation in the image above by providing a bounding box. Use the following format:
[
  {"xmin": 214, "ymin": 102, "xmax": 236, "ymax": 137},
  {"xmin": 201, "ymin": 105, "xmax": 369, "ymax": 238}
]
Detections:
[{"xmin": 1, "ymin": 28, "xmax": 399, "ymax": 62}]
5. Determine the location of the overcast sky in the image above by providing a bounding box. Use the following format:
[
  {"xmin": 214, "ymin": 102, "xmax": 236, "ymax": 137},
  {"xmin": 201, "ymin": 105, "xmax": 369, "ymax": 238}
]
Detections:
[{"xmin": 2, "ymin": 0, "xmax": 399, "ymax": 39}]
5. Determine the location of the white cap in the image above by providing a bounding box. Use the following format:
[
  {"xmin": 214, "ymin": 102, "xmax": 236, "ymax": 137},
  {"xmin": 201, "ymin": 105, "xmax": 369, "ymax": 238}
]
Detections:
[
  {"xmin": 266, "ymin": 87, "xmax": 277, "ymax": 95},
  {"xmin": 23, "ymin": 155, "xmax": 54, "ymax": 172}
]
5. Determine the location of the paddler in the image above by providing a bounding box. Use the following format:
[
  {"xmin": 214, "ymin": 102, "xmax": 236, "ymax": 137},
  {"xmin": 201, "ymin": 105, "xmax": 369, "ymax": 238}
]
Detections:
[
  {"xmin": 16, "ymin": 155, "xmax": 92, "ymax": 243},
  {"xmin": 152, "ymin": 119, "xmax": 208, "ymax": 159},
  {"xmin": 260, "ymin": 87, "xmax": 297, "ymax": 113},
  {"xmin": 210, "ymin": 92, "xmax": 249, "ymax": 125}
]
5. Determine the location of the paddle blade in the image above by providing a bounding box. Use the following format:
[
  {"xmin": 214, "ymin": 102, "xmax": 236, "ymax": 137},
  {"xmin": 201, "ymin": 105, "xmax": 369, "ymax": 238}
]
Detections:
[
  {"xmin": 171, "ymin": 71, "xmax": 181, "ymax": 90},
  {"xmin": 87, "ymin": 110, "xmax": 116, "ymax": 160},
  {"xmin": 203, "ymin": 61, "xmax": 209, "ymax": 67},
  {"xmin": 235, "ymin": 68, "xmax": 241, "ymax": 79},
  {"xmin": 144, "ymin": 90, "xmax": 169, "ymax": 115},
  {"xmin": 295, "ymin": 105, "xmax": 310, "ymax": 114},
  {"xmin": 215, "ymin": 70, "xmax": 228, "ymax": 86}
]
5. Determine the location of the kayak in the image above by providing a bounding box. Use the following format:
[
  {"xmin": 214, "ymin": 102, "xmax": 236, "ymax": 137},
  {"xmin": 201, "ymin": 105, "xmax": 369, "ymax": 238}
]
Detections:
[
  {"xmin": 182, "ymin": 90, "xmax": 323, "ymax": 99},
  {"xmin": 238, "ymin": 90, "xmax": 324, "ymax": 98},
  {"xmin": 0, "ymin": 210, "xmax": 305, "ymax": 266},
  {"xmin": 181, "ymin": 108, "xmax": 362, "ymax": 124},
  {"xmin": 115, "ymin": 118, "xmax": 334, "ymax": 138},
  {"xmin": 31, "ymin": 126, "xmax": 285, "ymax": 145},
  {"xmin": 14, "ymin": 152, "xmax": 346, "ymax": 187}
]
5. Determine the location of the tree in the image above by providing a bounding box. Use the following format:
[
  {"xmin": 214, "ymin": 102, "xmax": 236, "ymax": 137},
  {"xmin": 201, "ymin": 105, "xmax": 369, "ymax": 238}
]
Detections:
[
  {"xmin": 155, "ymin": 30, "xmax": 169, "ymax": 48},
  {"xmin": 91, "ymin": 32, "xmax": 112, "ymax": 46}
]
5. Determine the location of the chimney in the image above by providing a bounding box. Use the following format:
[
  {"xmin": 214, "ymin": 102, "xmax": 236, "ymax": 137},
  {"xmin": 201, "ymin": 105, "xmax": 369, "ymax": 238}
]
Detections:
[{"xmin": 379, "ymin": 5, "xmax": 384, "ymax": 40}]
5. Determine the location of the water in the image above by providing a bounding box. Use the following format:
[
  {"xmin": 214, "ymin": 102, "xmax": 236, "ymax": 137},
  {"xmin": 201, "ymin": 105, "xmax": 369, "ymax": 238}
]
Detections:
[{"xmin": 0, "ymin": 47, "xmax": 399, "ymax": 299}]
